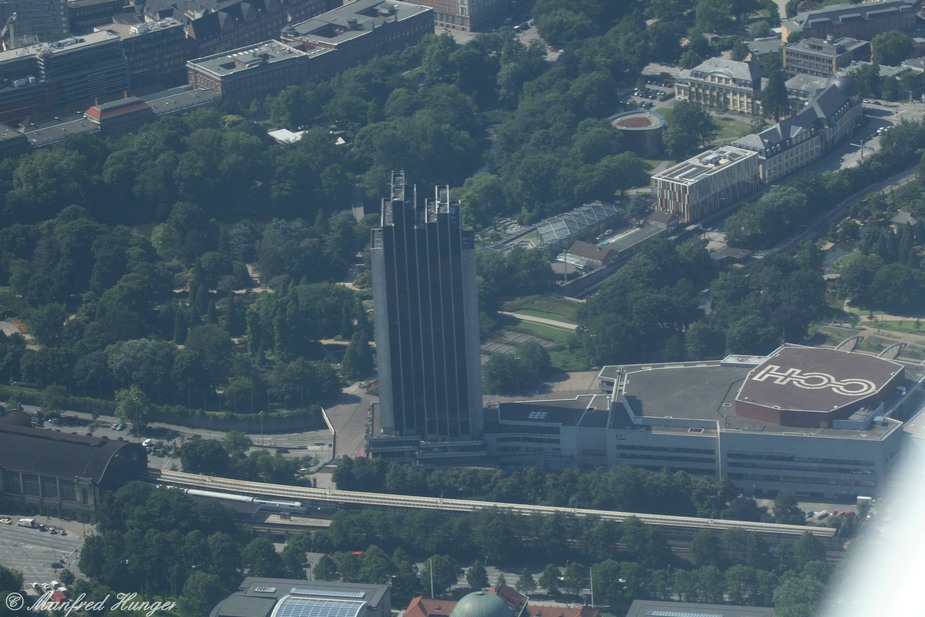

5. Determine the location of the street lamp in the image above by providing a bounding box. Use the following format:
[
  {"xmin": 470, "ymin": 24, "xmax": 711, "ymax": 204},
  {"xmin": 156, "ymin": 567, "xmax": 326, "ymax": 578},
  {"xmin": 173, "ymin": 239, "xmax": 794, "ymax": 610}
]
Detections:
[{"xmin": 259, "ymin": 410, "xmax": 264, "ymax": 446}]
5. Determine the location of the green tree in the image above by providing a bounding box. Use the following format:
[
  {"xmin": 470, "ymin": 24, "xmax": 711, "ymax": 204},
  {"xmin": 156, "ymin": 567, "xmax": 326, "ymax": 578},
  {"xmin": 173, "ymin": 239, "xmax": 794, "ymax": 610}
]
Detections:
[
  {"xmin": 358, "ymin": 545, "xmax": 394, "ymax": 584},
  {"xmin": 223, "ymin": 431, "xmax": 253, "ymax": 458},
  {"xmin": 663, "ymin": 101, "xmax": 718, "ymax": 159},
  {"xmin": 242, "ymin": 537, "xmax": 285, "ymax": 577},
  {"xmin": 539, "ymin": 564, "xmax": 561, "ymax": 594},
  {"xmin": 515, "ymin": 567, "xmax": 536, "ymax": 594},
  {"xmin": 762, "ymin": 68, "xmax": 789, "ymax": 121},
  {"xmin": 179, "ymin": 439, "xmax": 231, "ymax": 475},
  {"xmin": 466, "ymin": 560, "xmax": 489, "ymax": 590},
  {"xmin": 178, "ymin": 572, "xmax": 229, "ymax": 617},
  {"xmin": 313, "ymin": 554, "xmax": 340, "ymax": 581},
  {"xmin": 115, "ymin": 385, "xmax": 150, "ymax": 434},
  {"xmin": 562, "ymin": 562, "xmax": 588, "ymax": 598},
  {"xmin": 420, "ymin": 555, "xmax": 460, "ymax": 597},
  {"xmin": 341, "ymin": 331, "xmax": 373, "ymax": 381},
  {"xmin": 871, "ymin": 31, "xmax": 914, "ymax": 66}
]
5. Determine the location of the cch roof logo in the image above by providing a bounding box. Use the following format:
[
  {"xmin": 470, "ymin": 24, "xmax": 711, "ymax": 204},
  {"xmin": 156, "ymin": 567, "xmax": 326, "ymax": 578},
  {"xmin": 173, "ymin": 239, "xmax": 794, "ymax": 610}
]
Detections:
[{"xmin": 751, "ymin": 364, "xmax": 877, "ymax": 397}]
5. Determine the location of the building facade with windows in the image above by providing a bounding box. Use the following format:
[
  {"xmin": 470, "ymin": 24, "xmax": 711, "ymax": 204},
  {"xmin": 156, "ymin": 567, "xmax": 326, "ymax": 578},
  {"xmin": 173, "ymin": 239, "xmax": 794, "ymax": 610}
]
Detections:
[
  {"xmin": 0, "ymin": 30, "xmax": 129, "ymax": 123},
  {"xmin": 733, "ymin": 76, "xmax": 862, "ymax": 183},
  {"xmin": 482, "ymin": 346, "xmax": 915, "ymax": 500},
  {"xmin": 106, "ymin": 17, "xmax": 188, "ymax": 90},
  {"xmin": 370, "ymin": 173, "xmax": 483, "ymax": 440},
  {"xmin": 186, "ymin": 40, "xmax": 322, "ymax": 103},
  {"xmin": 783, "ymin": 36, "xmax": 869, "ymax": 78},
  {"xmin": 0, "ymin": 423, "xmax": 146, "ymax": 522},
  {"xmin": 0, "ymin": 0, "xmax": 70, "ymax": 46},
  {"xmin": 280, "ymin": 0, "xmax": 434, "ymax": 71},
  {"xmin": 675, "ymin": 58, "xmax": 764, "ymax": 115},
  {"xmin": 781, "ymin": 0, "xmax": 916, "ymax": 43},
  {"xmin": 651, "ymin": 145, "xmax": 760, "ymax": 223}
]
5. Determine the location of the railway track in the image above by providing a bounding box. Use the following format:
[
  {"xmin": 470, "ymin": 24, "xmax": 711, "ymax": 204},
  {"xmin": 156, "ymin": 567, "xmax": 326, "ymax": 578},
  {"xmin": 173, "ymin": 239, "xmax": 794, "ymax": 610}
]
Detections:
[{"xmin": 148, "ymin": 468, "xmax": 837, "ymax": 541}]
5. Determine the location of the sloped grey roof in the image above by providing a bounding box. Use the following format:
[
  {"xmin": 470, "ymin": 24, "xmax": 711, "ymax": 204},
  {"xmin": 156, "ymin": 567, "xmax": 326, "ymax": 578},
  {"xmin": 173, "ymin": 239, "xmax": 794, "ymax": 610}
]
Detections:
[
  {"xmin": 0, "ymin": 425, "xmax": 146, "ymax": 485},
  {"xmin": 788, "ymin": 0, "xmax": 914, "ymax": 30},
  {"xmin": 688, "ymin": 57, "xmax": 763, "ymax": 85}
]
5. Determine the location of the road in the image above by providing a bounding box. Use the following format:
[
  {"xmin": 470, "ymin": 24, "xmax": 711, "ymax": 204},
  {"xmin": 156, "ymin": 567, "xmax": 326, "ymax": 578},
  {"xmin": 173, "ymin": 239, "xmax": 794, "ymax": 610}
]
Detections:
[{"xmin": 322, "ymin": 382, "xmax": 378, "ymax": 460}]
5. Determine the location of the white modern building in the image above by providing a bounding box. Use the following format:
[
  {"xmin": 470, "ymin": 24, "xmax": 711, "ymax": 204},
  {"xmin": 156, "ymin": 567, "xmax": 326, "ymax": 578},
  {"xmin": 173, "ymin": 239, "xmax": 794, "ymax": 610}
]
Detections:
[
  {"xmin": 482, "ymin": 345, "xmax": 918, "ymax": 500},
  {"xmin": 651, "ymin": 145, "xmax": 760, "ymax": 223}
]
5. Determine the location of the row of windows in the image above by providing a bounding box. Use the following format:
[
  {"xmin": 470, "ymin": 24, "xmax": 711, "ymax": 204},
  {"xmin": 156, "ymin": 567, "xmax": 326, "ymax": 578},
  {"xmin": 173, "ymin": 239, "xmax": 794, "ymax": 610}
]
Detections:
[
  {"xmin": 727, "ymin": 471, "xmax": 877, "ymax": 488},
  {"xmin": 727, "ymin": 452, "xmax": 875, "ymax": 466},
  {"xmin": 617, "ymin": 444, "xmax": 714, "ymax": 455},
  {"xmin": 2, "ymin": 471, "xmax": 85, "ymax": 503},
  {"xmin": 727, "ymin": 460, "xmax": 875, "ymax": 475},
  {"xmin": 618, "ymin": 453, "xmax": 715, "ymax": 464}
]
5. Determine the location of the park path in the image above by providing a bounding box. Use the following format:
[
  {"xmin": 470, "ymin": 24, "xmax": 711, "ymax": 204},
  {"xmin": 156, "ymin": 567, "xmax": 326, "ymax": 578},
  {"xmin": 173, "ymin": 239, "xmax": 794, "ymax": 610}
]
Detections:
[{"xmin": 498, "ymin": 311, "xmax": 577, "ymax": 331}]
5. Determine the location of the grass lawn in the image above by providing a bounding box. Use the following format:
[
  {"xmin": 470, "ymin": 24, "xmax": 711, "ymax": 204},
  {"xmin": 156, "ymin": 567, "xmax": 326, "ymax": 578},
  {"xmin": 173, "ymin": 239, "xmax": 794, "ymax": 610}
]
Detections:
[
  {"xmin": 712, "ymin": 117, "xmax": 755, "ymax": 144},
  {"xmin": 502, "ymin": 295, "xmax": 581, "ymax": 324},
  {"xmin": 655, "ymin": 106, "xmax": 754, "ymax": 146},
  {"xmin": 492, "ymin": 314, "xmax": 591, "ymax": 372}
]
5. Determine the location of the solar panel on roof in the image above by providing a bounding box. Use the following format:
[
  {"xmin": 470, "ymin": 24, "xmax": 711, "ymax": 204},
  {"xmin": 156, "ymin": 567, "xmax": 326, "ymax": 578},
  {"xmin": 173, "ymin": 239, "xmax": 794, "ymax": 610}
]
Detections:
[
  {"xmin": 254, "ymin": 586, "xmax": 278, "ymax": 593},
  {"xmin": 273, "ymin": 597, "xmax": 366, "ymax": 617},
  {"xmin": 289, "ymin": 589, "xmax": 365, "ymax": 599},
  {"xmin": 649, "ymin": 611, "xmax": 723, "ymax": 617}
]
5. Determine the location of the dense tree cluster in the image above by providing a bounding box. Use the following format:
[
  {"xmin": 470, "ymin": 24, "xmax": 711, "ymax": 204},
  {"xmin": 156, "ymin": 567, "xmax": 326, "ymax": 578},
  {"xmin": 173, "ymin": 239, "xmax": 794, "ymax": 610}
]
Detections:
[
  {"xmin": 729, "ymin": 122, "xmax": 925, "ymax": 251},
  {"xmin": 576, "ymin": 238, "xmax": 715, "ymax": 365},
  {"xmin": 333, "ymin": 455, "xmax": 800, "ymax": 522},
  {"xmin": 306, "ymin": 505, "xmax": 831, "ymax": 614},
  {"xmin": 178, "ymin": 433, "xmax": 307, "ymax": 483},
  {"xmin": 482, "ymin": 340, "xmax": 551, "ymax": 394}
]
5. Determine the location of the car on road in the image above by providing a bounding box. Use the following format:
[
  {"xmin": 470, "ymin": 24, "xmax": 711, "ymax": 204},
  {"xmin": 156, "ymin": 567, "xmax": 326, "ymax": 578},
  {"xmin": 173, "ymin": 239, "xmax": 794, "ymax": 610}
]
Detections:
[{"xmin": 0, "ymin": 518, "xmax": 11, "ymax": 525}]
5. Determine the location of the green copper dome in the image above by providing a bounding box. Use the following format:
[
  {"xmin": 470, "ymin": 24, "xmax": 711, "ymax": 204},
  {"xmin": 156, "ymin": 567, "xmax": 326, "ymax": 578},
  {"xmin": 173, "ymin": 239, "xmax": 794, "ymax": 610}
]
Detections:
[{"xmin": 450, "ymin": 592, "xmax": 512, "ymax": 617}]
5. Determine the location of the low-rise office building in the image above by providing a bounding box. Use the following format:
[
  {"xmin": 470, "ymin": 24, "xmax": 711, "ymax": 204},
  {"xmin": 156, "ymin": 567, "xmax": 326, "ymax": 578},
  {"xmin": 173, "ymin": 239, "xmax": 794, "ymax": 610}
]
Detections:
[
  {"xmin": 0, "ymin": 30, "xmax": 129, "ymax": 123},
  {"xmin": 189, "ymin": 1, "xmax": 434, "ymax": 103},
  {"xmin": 105, "ymin": 17, "xmax": 188, "ymax": 90},
  {"xmin": 281, "ymin": 0, "xmax": 434, "ymax": 71},
  {"xmin": 0, "ymin": 0, "xmax": 69, "ymax": 46},
  {"xmin": 781, "ymin": 0, "xmax": 916, "ymax": 43},
  {"xmin": 143, "ymin": 0, "xmax": 340, "ymax": 58},
  {"xmin": 675, "ymin": 58, "xmax": 764, "ymax": 115},
  {"xmin": 68, "ymin": 0, "xmax": 125, "ymax": 33},
  {"xmin": 784, "ymin": 36, "xmax": 869, "ymax": 78},
  {"xmin": 651, "ymin": 145, "xmax": 760, "ymax": 223},
  {"xmin": 483, "ymin": 345, "xmax": 916, "ymax": 500},
  {"xmin": 187, "ymin": 40, "xmax": 321, "ymax": 103}
]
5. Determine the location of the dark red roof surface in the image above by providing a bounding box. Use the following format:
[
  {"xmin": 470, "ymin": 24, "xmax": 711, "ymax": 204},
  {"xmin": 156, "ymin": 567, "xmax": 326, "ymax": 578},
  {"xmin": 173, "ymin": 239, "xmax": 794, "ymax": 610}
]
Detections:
[{"xmin": 736, "ymin": 346, "xmax": 903, "ymax": 414}]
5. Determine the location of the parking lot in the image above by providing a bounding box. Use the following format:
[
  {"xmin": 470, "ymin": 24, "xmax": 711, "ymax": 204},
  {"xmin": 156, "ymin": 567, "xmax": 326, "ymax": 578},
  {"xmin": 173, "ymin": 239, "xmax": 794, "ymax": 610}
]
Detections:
[{"xmin": 0, "ymin": 517, "xmax": 84, "ymax": 586}]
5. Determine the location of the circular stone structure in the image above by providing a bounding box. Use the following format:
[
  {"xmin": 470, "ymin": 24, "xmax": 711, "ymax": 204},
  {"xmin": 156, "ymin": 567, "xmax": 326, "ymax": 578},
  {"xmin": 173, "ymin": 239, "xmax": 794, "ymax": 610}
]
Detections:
[
  {"xmin": 450, "ymin": 592, "xmax": 513, "ymax": 617},
  {"xmin": 610, "ymin": 110, "xmax": 666, "ymax": 157}
]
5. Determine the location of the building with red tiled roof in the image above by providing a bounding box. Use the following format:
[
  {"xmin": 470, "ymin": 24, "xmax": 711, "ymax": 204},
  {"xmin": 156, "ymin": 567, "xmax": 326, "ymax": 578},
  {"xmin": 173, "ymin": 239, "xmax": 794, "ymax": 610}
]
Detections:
[
  {"xmin": 404, "ymin": 596, "xmax": 455, "ymax": 617},
  {"xmin": 84, "ymin": 97, "xmax": 155, "ymax": 134}
]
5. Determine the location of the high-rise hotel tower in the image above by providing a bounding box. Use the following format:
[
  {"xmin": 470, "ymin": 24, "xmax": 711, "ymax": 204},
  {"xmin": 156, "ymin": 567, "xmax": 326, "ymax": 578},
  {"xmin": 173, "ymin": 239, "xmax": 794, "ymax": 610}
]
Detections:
[{"xmin": 370, "ymin": 173, "xmax": 482, "ymax": 440}]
